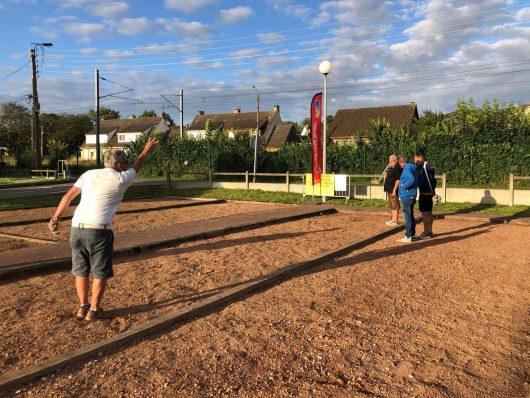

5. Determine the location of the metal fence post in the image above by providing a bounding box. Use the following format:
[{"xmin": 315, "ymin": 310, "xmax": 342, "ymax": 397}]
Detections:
[
  {"xmin": 286, "ymin": 171, "xmax": 290, "ymax": 193},
  {"xmin": 509, "ymin": 173, "xmax": 514, "ymax": 206},
  {"xmin": 245, "ymin": 171, "xmax": 249, "ymax": 190},
  {"xmin": 442, "ymin": 173, "xmax": 447, "ymax": 203}
]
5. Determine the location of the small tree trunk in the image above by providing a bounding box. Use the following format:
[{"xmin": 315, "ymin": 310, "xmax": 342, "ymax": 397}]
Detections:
[{"xmin": 166, "ymin": 166, "xmax": 171, "ymax": 190}]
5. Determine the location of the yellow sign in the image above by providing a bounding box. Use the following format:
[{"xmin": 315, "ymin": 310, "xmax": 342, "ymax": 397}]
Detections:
[
  {"xmin": 305, "ymin": 173, "xmax": 320, "ymax": 195},
  {"xmin": 305, "ymin": 173, "xmax": 334, "ymax": 196},
  {"xmin": 321, "ymin": 174, "xmax": 335, "ymax": 196}
]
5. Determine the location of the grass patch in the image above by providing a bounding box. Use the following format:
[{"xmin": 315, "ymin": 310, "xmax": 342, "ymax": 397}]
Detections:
[
  {"xmin": 1, "ymin": 186, "xmax": 529, "ymax": 217},
  {"xmin": 0, "ymin": 178, "xmax": 70, "ymax": 189}
]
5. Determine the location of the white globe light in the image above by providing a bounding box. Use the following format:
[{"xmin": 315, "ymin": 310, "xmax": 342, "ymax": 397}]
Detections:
[
  {"xmin": 319, "ymin": 60, "xmax": 332, "ymax": 75},
  {"xmin": 184, "ymin": 160, "xmax": 189, "ymax": 166}
]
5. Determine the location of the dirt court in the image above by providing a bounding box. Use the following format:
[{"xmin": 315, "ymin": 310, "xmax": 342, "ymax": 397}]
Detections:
[
  {"xmin": 0, "ymin": 199, "xmax": 286, "ymax": 249},
  {"xmin": 0, "ymin": 203, "xmax": 529, "ymax": 398}
]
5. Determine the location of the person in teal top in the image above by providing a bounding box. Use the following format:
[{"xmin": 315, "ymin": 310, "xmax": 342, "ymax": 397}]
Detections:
[{"xmin": 397, "ymin": 154, "xmax": 421, "ymax": 242}]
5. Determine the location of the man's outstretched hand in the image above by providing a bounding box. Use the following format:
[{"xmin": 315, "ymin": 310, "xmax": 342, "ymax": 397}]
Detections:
[
  {"xmin": 144, "ymin": 137, "xmax": 159, "ymax": 154},
  {"xmin": 48, "ymin": 217, "xmax": 60, "ymax": 236}
]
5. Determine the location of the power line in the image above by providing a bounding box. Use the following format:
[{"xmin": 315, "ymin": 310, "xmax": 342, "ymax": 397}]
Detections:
[
  {"xmin": 43, "ymin": 14, "xmax": 523, "ymax": 73},
  {"xmin": 47, "ymin": 0, "xmax": 514, "ymax": 56},
  {"xmin": 0, "ymin": 61, "xmax": 30, "ymax": 83}
]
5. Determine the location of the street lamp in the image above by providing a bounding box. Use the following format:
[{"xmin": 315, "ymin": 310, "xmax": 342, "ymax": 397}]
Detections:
[
  {"xmin": 319, "ymin": 60, "xmax": 332, "ymax": 202},
  {"xmin": 29, "ymin": 42, "xmax": 53, "ymax": 169}
]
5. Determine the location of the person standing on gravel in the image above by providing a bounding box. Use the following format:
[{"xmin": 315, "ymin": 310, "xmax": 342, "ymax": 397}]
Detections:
[
  {"xmin": 383, "ymin": 155, "xmax": 402, "ymax": 227},
  {"xmin": 397, "ymin": 154, "xmax": 420, "ymax": 243},
  {"xmin": 415, "ymin": 152, "xmax": 437, "ymax": 238},
  {"xmin": 48, "ymin": 137, "xmax": 158, "ymax": 321}
]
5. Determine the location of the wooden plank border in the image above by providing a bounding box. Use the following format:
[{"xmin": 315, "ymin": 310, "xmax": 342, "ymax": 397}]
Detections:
[{"xmin": 0, "ymin": 220, "xmax": 406, "ymax": 391}]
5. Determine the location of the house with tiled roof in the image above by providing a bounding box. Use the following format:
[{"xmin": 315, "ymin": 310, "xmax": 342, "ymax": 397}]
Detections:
[
  {"xmin": 187, "ymin": 106, "xmax": 282, "ymax": 140},
  {"xmin": 262, "ymin": 123, "xmax": 299, "ymax": 152},
  {"xmin": 80, "ymin": 117, "xmax": 169, "ymax": 161},
  {"xmin": 328, "ymin": 102, "xmax": 419, "ymax": 143}
]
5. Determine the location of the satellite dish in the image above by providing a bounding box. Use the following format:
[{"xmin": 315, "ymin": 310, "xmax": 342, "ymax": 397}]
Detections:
[{"xmin": 250, "ymin": 135, "xmax": 262, "ymax": 150}]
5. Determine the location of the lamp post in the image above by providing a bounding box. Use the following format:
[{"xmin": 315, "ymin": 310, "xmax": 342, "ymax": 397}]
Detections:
[
  {"xmin": 319, "ymin": 60, "xmax": 332, "ymax": 202},
  {"xmin": 29, "ymin": 42, "xmax": 53, "ymax": 169}
]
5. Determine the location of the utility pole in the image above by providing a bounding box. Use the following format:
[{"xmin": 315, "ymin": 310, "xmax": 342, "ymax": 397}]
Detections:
[
  {"xmin": 252, "ymin": 86, "xmax": 259, "ymax": 183},
  {"xmin": 29, "ymin": 43, "xmax": 52, "ymax": 168},
  {"xmin": 179, "ymin": 89, "xmax": 184, "ymax": 139},
  {"xmin": 161, "ymin": 90, "xmax": 184, "ymax": 138},
  {"xmin": 95, "ymin": 69, "xmax": 101, "ymax": 167},
  {"xmin": 29, "ymin": 48, "xmax": 41, "ymax": 169}
]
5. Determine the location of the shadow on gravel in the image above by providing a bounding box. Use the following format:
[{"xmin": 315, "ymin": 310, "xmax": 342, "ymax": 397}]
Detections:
[
  {"xmin": 108, "ymin": 280, "xmax": 248, "ymax": 318},
  {"xmin": 302, "ymin": 223, "xmax": 495, "ymax": 278}
]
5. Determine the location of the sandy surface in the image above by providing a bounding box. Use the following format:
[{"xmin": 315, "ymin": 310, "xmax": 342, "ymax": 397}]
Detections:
[
  {"xmin": 2, "ymin": 216, "xmax": 529, "ymax": 398},
  {"xmin": 0, "ymin": 200, "xmax": 285, "ymax": 249}
]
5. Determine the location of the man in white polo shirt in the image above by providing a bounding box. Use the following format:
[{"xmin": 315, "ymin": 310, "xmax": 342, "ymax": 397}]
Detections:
[{"xmin": 48, "ymin": 137, "xmax": 158, "ymax": 321}]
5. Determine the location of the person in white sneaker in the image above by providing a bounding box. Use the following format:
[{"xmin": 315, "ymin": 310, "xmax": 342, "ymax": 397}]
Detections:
[
  {"xmin": 48, "ymin": 137, "xmax": 158, "ymax": 321},
  {"xmin": 383, "ymin": 155, "xmax": 402, "ymax": 227},
  {"xmin": 415, "ymin": 152, "xmax": 437, "ymax": 238},
  {"xmin": 397, "ymin": 154, "xmax": 420, "ymax": 243}
]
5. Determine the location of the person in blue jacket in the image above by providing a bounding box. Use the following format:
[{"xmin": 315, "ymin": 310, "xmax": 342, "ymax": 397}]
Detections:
[{"xmin": 397, "ymin": 154, "xmax": 421, "ymax": 242}]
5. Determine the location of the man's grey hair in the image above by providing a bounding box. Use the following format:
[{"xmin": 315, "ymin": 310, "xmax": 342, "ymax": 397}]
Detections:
[
  {"xmin": 398, "ymin": 154, "xmax": 408, "ymax": 162},
  {"xmin": 389, "ymin": 154, "xmax": 397, "ymax": 161},
  {"xmin": 104, "ymin": 149, "xmax": 128, "ymax": 168}
]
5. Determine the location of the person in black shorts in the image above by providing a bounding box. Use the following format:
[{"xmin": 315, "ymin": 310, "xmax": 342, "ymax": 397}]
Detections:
[
  {"xmin": 415, "ymin": 152, "xmax": 437, "ymax": 238},
  {"xmin": 383, "ymin": 155, "xmax": 402, "ymax": 226}
]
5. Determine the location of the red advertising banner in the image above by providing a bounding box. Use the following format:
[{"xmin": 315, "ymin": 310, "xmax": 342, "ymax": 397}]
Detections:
[{"xmin": 311, "ymin": 92, "xmax": 323, "ymax": 184}]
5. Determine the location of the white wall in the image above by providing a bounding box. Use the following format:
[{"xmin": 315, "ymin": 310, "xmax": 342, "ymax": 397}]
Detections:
[{"xmin": 171, "ymin": 179, "xmax": 530, "ymax": 206}]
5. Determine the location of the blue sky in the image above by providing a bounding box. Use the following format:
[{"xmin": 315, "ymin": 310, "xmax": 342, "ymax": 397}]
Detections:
[{"xmin": 1, "ymin": 0, "xmax": 530, "ymax": 124}]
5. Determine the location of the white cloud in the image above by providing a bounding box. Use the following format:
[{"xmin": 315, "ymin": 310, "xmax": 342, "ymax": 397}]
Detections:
[
  {"xmin": 229, "ymin": 48, "xmax": 261, "ymax": 58},
  {"xmin": 57, "ymin": 0, "xmax": 90, "ymax": 7},
  {"xmin": 103, "ymin": 49, "xmax": 135, "ymax": 59},
  {"xmin": 64, "ymin": 22, "xmax": 108, "ymax": 43},
  {"xmin": 317, "ymin": 0, "xmax": 394, "ymax": 25},
  {"xmin": 258, "ymin": 32, "xmax": 285, "ymax": 43},
  {"xmin": 163, "ymin": 0, "xmax": 218, "ymax": 13},
  {"xmin": 80, "ymin": 47, "xmax": 98, "ymax": 55},
  {"xmin": 184, "ymin": 56, "xmax": 224, "ymax": 69},
  {"xmin": 515, "ymin": 7, "xmax": 530, "ymax": 22},
  {"xmin": 86, "ymin": 1, "xmax": 129, "ymax": 18},
  {"xmin": 116, "ymin": 17, "xmax": 150, "ymax": 36},
  {"xmin": 156, "ymin": 17, "xmax": 212, "ymax": 37},
  {"xmin": 217, "ymin": 6, "xmax": 254, "ymax": 24},
  {"xmin": 267, "ymin": 0, "xmax": 311, "ymax": 21},
  {"xmin": 388, "ymin": 0, "xmax": 512, "ymax": 67}
]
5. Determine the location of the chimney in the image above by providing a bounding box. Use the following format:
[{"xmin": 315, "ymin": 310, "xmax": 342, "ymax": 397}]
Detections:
[
  {"xmin": 273, "ymin": 105, "xmax": 280, "ymax": 113},
  {"xmin": 197, "ymin": 110, "xmax": 205, "ymax": 115},
  {"xmin": 232, "ymin": 108, "xmax": 241, "ymax": 113}
]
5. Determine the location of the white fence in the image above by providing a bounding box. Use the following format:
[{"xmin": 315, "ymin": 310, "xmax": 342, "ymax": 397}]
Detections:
[{"xmin": 170, "ymin": 172, "xmax": 530, "ymax": 206}]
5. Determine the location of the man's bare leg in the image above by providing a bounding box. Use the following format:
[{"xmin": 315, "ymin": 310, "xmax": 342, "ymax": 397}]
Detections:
[
  {"xmin": 391, "ymin": 209, "xmax": 399, "ymax": 223},
  {"xmin": 76, "ymin": 276, "xmax": 89, "ymax": 305},
  {"xmin": 90, "ymin": 278, "xmax": 107, "ymax": 310}
]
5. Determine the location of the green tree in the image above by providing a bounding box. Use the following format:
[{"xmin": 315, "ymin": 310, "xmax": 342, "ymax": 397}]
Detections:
[
  {"xmin": 41, "ymin": 113, "xmax": 92, "ymax": 158},
  {"xmin": 0, "ymin": 103, "xmax": 32, "ymax": 166},
  {"xmin": 88, "ymin": 107, "xmax": 120, "ymax": 122},
  {"xmin": 140, "ymin": 110, "xmax": 157, "ymax": 117}
]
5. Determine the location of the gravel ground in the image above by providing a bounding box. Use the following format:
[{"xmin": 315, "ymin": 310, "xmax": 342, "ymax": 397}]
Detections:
[
  {"xmin": 0, "ymin": 211, "xmax": 388, "ymax": 375},
  {"xmin": 0, "ymin": 200, "xmax": 285, "ymax": 249},
  {"xmin": 2, "ymin": 216, "xmax": 528, "ymax": 398}
]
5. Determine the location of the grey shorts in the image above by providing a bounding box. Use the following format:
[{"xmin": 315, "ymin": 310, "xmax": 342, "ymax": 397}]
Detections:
[{"xmin": 70, "ymin": 227, "xmax": 114, "ymax": 279}]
